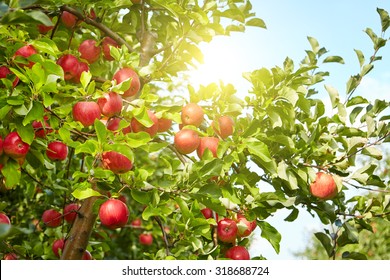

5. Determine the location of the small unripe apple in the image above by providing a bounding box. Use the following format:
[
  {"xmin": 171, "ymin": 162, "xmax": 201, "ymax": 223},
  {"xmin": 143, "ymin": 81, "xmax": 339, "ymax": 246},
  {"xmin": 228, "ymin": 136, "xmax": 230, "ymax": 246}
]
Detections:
[
  {"xmin": 213, "ymin": 116, "xmax": 234, "ymax": 139},
  {"xmin": 3, "ymin": 132, "xmax": 30, "ymax": 160},
  {"xmin": 131, "ymin": 110, "xmax": 159, "ymax": 137},
  {"xmin": 42, "ymin": 209, "xmax": 62, "ymax": 227},
  {"xmin": 157, "ymin": 118, "xmax": 172, "ymax": 132},
  {"xmin": 181, "ymin": 103, "xmax": 204, "ymax": 127},
  {"xmin": 112, "ymin": 67, "xmax": 141, "ymax": 97},
  {"xmin": 99, "ymin": 198, "xmax": 129, "ymax": 229},
  {"xmin": 217, "ymin": 218, "xmax": 238, "ymax": 243},
  {"xmin": 0, "ymin": 212, "xmax": 11, "ymax": 225},
  {"xmin": 61, "ymin": 11, "xmax": 78, "ymax": 28},
  {"xmin": 3, "ymin": 253, "xmax": 18, "ymax": 260},
  {"xmin": 174, "ymin": 129, "xmax": 200, "ymax": 154},
  {"xmin": 52, "ymin": 238, "xmax": 65, "ymax": 258},
  {"xmin": 0, "ymin": 66, "xmax": 19, "ymax": 87},
  {"xmin": 79, "ymin": 39, "xmax": 101, "ymax": 64},
  {"xmin": 63, "ymin": 203, "xmax": 80, "ymax": 223},
  {"xmin": 102, "ymin": 37, "xmax": 119, "ymax": 61},
  {"xmin": 102, "ymin": 151, "xmax": 133, "ymax": 174},
  {"xmin": 97, "ymin": 92, "xmax": 123, "ymax": 117},
  {"xmin": 14, "ymin": 45, "xmax": 37, "ymax": 68},
  {"xmin": 139, "ymin": 233, "xmax": 153, "ymax": 245},
  {"xmin": 46, "ymin": 141, "xmax": 68, "ymax": 161},
  {"xmin": 225, "ymin": 246, "xmax": 250, "ymax": 260},
  {"xmin": 72, "ymin": 101, "xmax": 101, "ymax": 127},
  {"xmin": 310, "ymin": 172, "xmax": 338, "ymax": 200},
  {"xmin": 197, "ymin": 137, "xmax": 219, "ymax": 159}
]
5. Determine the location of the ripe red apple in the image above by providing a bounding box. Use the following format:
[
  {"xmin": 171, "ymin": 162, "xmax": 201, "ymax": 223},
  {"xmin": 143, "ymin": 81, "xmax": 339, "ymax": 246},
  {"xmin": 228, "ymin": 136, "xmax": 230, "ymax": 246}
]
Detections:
[
  {"xmin": 3, "ymin": 132, "xmax": 30, "ymax": 160},
  {"xmin": 201, "ymin": 208, "xmax": 218, "ymax": 221},
  {"xmin": 181, "ymin": 103, "xmax": 204, "ymax": 127},
  {"xmin": 72, "ymin": 101, "xmax": 101, "ymax": 127},
  {"xmin": 131, "ymin": 218, "xmax": 142, "ymax": 227},
  {"xmin": 157, "ymin": 118, "xmax": 172, "ymax": 132},
  {"xmin": 14, "ymin": 45, "xmax": 37, "ymax": 68},
  {"xmin": 310, "ymin": 172, "xmax": 338, "ymax": 200},
  {"xmin": 82, "ymin": 250, "xmax": 92, "ymax": 260},
  {"xmin": 3, "ymin": 253, "xmax": 18, "ymax": 260},
  {"xmin": 213, "ymin": 116, "xmax": 234, "ymax": 139},
  {"xmin": 46, "ymin": 141, "xmax": 68, "ymax": 161},
  {"xmin": 52, "ymin": 238, "xmax": 65, "ymax": 258},
  {"xmin": 225, "ymin": 246, "xmax": 250, "ymax": 260},
  {"xmin": 236, "ymin": 216, "xmax": 253, "ymax": 238},
  {"xmin": 174, "ymin": 129, "xmax": 200, "ymax": 154},
  {"xmin": 42, "ymin": 209, "xmax": 62, "ymax": 227},
  {"xmin": 61, "ymin": 11, "xmax": 78, "ymax": 28},
  {"xmin": 63, "ymin": 203, "xmax": 80, "ymax": 223},
  {"xmin": 139, "ymin": 233, "xmax": 153, "ymax": 245},
  {"xmin": 97, "ymin": 92, "xmax": 123, "ymax": 117},
  {"xmin": 37, "ymin": 22, "xmax": 54, "ymax": 34},
  {"xmin": 217, "ymin": 218, "xmax": 238, "ymax": 243},
  {"xmin": 112, "ymin": 67, "xmax": 141, "ymax": 97},
  {"xmin": 197, "ymin": 137, "xmax": 219, "ymax": 159},
  {"xmin": 57, "ymin": 54, "xmax": 79, "ymax": 81},
  {"xmin": 32, "ymin": 117, "xmax": 53, "ymax": 138},
  {"xmin": 0, "ymin": 66, "xmax": 19, "ymax": 87},
  {"xmin": 237, "ymin": 213, "xmax": 257, "ymax": 232},
  {"xmin": 131, "ymin": 110, "xmax": 159, "ymax": 137},
  {"xmin": 79, "ymin": 39, "xmax": 101, "ymax": 64},
  {"xmin": 99, "ymin": 198, "xmax": 129, "ymax": 229},
  {"xmin": 102, "ymin": 37, "xmax": 119, "ymax": 61},
  {"xmin": 102, "ymin": 151, "xmax": 133, "ymax": 174},
  {"xmin": 73, "ymin": 61, "xmax": 89, "ymax": 83},
  {"xmin": 0, "ymin": 212, "xmax": 11, "ymax": 225},
  {"xmin": 106, "ymin": 117, "xmax": 132, "ymax": 134}
]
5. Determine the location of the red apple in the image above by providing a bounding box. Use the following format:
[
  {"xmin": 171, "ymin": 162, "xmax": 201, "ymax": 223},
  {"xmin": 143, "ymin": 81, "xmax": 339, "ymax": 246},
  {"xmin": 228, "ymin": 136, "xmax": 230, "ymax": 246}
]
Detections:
[
  {"xmin": 139, "ymin": 233, "xmax": 153, "ymax": 245},
  {"xmin": 38, "ymin": 22, "xmax": 54, "ymax": 34},
  {"xmin": 106, "ymin": 117, "xmax": 132, "ymax": 134},
  {"xmin": 181, "ymin": 103, "xmax": 204, "ymax": 127},
  {"xmin": 97, "ymin": 92, "xmax": 123, "ymax": 117},
  {"xmin": 174, "ymin": 129, "xmax": 200, "ymax": 154},
  {"xmin": 52, "ymin": 238, "xmax": 65, "ymax": 258},
  {"xmin": 14, "ymin": 45, "xmax": 37, "ymax": 68},
  {"xmin": 157, "ymin": 118, "xmax": 172, "ymax": 132},
  {"xmin": 82, "ymin": 250, "xmax": 92, "ymax": 260},
  {"xmin": 102, "ymin": 37, "xmax": 119, "ymax": 61},
  {"xmin": 63, "ymin": 203, "xmax": 80, "ymax": 223},
  {"xmin": 131, "ymin": 110, "xmax": 159, "ymax": 137},
  {"xmin": 3, "ymin": 253, "xmax": 18, "ymax": 260},
  {"xmin": 0, "ymin": 66, "xmax": 19, "ymax": 87},
  {"xmin": 46, "ymin": 141, "xmax": 68, "ymax": 161},
  {"xmin": 197, "ymin": 137, "xmax": 219, "ymax": 159},
  {"xmin": 72, "ymin": 101, "xmax": 101, "ymax": 127},
  {"xmin": 236, "ymin": 216, "xmax": 252, "ymax": 237},
  {"xmin": 213, "ymin": 116, "xmax": 234, "ymax": 139},
  {"xmin": 57, "ymin": 54, "xmax": 79, "ymax": 81},
  {"xmin": 217, "ymin": 218, "xmax": 238, "ymax": 243},
  {"xmin": 32, "ymin": 117, "xmax": 53, "ymax": 138},
  {"xmin": 3, "ymin": 132, "xmax": 30, "ymax": 160},
  {"xmin": 61, "ymin": 11, "xmax": 78, "ymax": 28},
  {"xmin": 201, "ymin": 208, "xmax": 218, "ymax": 221},
  {"xmin": 0, "ymin": 212, "xmax": 11, "ymax": 225},
  {"xmin": 131, "ymin": 218, "xmax": 142, "ymax": 227},
  {"xmin": 73, "ymin": 61, "xmax": 89, "ymax": 83},
  {"xmin": 99, "ymin": 198, "xmax": 129, "ymax": 229},
  {"xmin": 310, "ymin": 172, "xmax": 338, "ymax": 200},
  {"xmin": 42, "ymin": 209, "xmax": 62, "ymax": 227},
  {"xmin": 112, "ymin": 67, "xmax": 141, "ymax": 97},
  {"xmin": 102, "ymin": 151, "xmax": 133, "ymax": 174},
  {"xmin": 225, "ymin": 246, "xmax": 250, "ymax": 260},
  {"xmin": 79, "ymin": 39, "xmax": 101, "ymax": 64}
]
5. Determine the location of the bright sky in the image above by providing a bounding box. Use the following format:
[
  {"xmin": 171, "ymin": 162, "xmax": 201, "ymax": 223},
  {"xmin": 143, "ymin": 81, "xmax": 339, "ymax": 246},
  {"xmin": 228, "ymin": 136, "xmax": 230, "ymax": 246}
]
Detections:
[{"xmin": 189, "ymin": 1, "xmax": 390, "ymax": 259}]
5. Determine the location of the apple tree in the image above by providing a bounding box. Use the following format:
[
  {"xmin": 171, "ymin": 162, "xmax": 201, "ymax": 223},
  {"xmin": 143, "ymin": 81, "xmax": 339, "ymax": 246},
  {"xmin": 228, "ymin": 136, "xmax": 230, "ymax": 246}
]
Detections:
[{"xmin": 1, "ymin": 0, "xmax": 390, "ymax": 260}]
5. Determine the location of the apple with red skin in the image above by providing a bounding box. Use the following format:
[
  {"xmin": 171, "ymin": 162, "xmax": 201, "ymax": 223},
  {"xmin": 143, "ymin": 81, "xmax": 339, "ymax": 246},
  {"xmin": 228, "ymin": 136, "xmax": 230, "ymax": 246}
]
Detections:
[
  {"xmin": 42, "ymin": 209, "xmax": 62, "ymax": 228},
  {"xmin": 61, "ymin": 11, "xmax": 78, "ymax": 28},
  {"xmin": 73, "ymin": 61, "xmax": 89, "ymax": 83},
  {"xmin": 174, "ymin": 129, "xmax": 200, "ymax": 154},
  {"xmin": 14, "ymin": 45, "xmax": 37, "ymax": 68},
  {"xmin": 236, "ymin": 213, "xmax": 257, "ymax": 232},
  {"xmin": 139, "ymin": 233, "xmax": 153, "ymax": 245},
  {"xmin": 217, "ymin": 218, "xmax": 238, "ymax": 243},
  {"xmin": 112, "ymin": 67, "xmax": 141, "ymax": 97},
  {"xmin": 99, "ymin": 198, "xmax": 129, "ymax": 229},
  {"xmin": 102, "ymin": 151, "xmax": 133, "ymax": 174},
  {"xmin": 63, "ymin": 203, "xmax": 80, "ymax": 223},
  {"xmin": 131, "ymin": 218, "xmax": 142, "ymax": 227},
  {"xmin": 98, "ymin": 92, "xmax": 123, "ymax": 117},
  {"xmin": 3, "ymin": 253, "xmax": 18, "ymax": 260},
  {"xmin": 310, "ymin": 172, "xmax": 338, "ymax": 200},
  {"xmin": 82, "ymin": 250, "xmax": 92, "ymax": 260},
  {"xmin": 0, "ymin": 212, "xmax": 11, "ymax": 225},
  {"xmin": 57, "ymin": 54, "xmax": 79, "ymax": 81},
  {"xmin": 73, "ymin": 101, "xmax": 101, "ymax": 127},
  {"xmin": 213, "ymin": 116, "xmax": 234, "ymax": 139},
  {"xmin": 201, "ymin": 208, "xmax": 218, "ymax": 221},
  {"xmin": 79, "ymin": 39, "xmax": 101, "ymax": 64},
  {"xmin": 102, "ymin": 37, "xmax": 119, "ymax": 61},
  {"xmin": 225, "ymin": 246, "xmax": 250, "ymax": 260},
  {"xmin": 181, "ymin": 103, "xmax": 204, "ymax": 127},
  {"xmin": 46, "ymin": 141, "xmax": 68, "ymax": 161},
  {"xmin": 52, "ymin": 238, "xmax": 65, "ymax": 258},
  {"xmin": 32, "ymin": 117, "xmax": 53, "ymax": 138},
  {"xmin": 3, "ymin": 132, "xmax": 30, "ymax": 160},
  {"xmin": 236, "ymin": 216, "xmax": 252, "ymax": 238},
  {"xmin": 106, "ymin": 117, "xmax": 132, "ymax": 134},
  {"xmin": 38, "ymin": 22, "xmax": 54, "ymax": 34},
  {"xmin": 157, "ymin": 118, "xmax": 172, "ymax": 132},
  {"xmin": 0, "ymin": 66, "xmax": 19, "ymax": 87},
  {"xmin": 131, "ymin": 110, "xmax": 159, "ymax": 137},
  {"xmin": 197, "ymin": 137, "xmax": 219, "ymax": 159}
]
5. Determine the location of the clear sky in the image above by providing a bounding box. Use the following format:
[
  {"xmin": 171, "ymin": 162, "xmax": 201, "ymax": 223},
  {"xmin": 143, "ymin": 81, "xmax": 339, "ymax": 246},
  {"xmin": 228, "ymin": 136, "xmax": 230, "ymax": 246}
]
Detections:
[{"xmin": 189, "ymin": 0, "xmax": 390, "ymax": 259}]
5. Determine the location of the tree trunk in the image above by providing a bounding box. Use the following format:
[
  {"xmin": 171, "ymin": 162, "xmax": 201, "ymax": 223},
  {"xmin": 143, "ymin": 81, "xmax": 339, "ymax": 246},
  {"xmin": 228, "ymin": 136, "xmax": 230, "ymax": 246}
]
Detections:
[{"xmin": 61, "ymin": 196, "xmax": 98, "ymax": 260}]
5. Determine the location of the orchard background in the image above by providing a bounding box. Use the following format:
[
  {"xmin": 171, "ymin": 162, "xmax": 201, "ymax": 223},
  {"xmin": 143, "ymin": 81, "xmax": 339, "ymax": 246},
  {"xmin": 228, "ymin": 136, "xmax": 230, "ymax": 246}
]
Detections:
[{"xmin": 0, "ymin": 0, "xmax": 390, "ymax": 260}]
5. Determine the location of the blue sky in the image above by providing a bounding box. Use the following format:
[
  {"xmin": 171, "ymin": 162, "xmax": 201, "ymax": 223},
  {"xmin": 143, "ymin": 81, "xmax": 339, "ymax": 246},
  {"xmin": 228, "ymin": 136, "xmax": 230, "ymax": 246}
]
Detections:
[{"xmin": 190, "ymin": 1, "xmax": 390, "ymax": 259}]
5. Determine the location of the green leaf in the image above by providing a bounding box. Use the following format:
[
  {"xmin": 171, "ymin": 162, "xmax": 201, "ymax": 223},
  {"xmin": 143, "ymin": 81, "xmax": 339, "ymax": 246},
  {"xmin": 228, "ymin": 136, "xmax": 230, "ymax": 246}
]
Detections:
[
  {"xmin": 307, "ymin": 36, "xmax": 320, "ymax": 53},
  {"xmin": 337, "ymin": 222, "xmax": 359, "ymax": 247},
  {"xmin": 16, "ymin": 123, "xmax": 34, "ymax": 145},
  {"xmin": 94, "ymin": 119, "xmax": 107, "ymax": 145},
  {"xmin": 354, "ymin": 49, "xmax": 365, "ymax": 68},
  {"xmin": 75, "ymin": 140, "xmax": 100, "ymax": 156},
  {"xmin": 342, "ymin": 251, "xmax": 367, "ymax": 260},
  {"xmin": 131, "ymin": 189, "xmax": 152, "ymax": 204},
  {"xmin": 0, "ymin": 105, "xmax": 11, "ymax": 119},
  {"xmin": 175, "ymin": 197, "xmax": 192, "ymax": 221},
  {"xmin": 325, "ymin": 85, "xmax": 339, "ymax": 108},
  {"xmin": 323, "ymin": 56, "xmax": 344, "ymax": 64},
  {"xmin": 258, "ymin": 221, "xmax": 281, "ymax": 254},
  {"xmin": 314, "ymin": 232, "xmax": 334, "ymax": 258},
  {"xmin": 23, "ymin": 101, "xmax": 44, "ymax": 126},
  {"xmin": 284, "ymin": 208, "xmax": 299, "ymax": 222},
  {"xmin": 245, "ymin": 139, "xmax": 272, "ymax": 163},
  {"xmin": 377, "ymin": 8, "xmax": 390, "ymax": 33},
  {"xmin": 1, "ymin": 160, "xmax": 21, "ymax": 188},
  {"xmin": 246, "ymin": 17, "xmax": 266, "ymax": 28},
  {"xmin": 72, "ymin": 186, "xmax": 102, "ymax": 200}
]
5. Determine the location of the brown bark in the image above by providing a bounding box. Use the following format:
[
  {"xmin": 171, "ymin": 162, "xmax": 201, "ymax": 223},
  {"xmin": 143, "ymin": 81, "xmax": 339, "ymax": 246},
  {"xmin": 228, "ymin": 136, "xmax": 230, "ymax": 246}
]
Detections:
[{"xmin": 61, "ymin": 196, "xmax": 99, "ymax": 260}]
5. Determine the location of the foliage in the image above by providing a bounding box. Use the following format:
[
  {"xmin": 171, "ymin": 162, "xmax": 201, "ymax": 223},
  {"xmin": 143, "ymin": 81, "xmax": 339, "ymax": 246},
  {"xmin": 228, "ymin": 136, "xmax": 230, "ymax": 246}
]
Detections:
[{"xmin": 0, "ymin": 0, "xmax": 389, "ymax": 260}]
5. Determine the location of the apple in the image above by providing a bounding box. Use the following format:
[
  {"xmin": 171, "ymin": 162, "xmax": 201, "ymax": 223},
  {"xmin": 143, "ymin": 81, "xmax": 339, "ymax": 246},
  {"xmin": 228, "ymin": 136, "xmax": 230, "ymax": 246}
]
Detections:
[
  {"xmin": 52, "ymin": 238, "xmax": 65, "ymax": 258},
  {"xmin": 102, "ymin": 151, "xmax": 133, "ymax": 174},
  {"xmin": 131, "ymin": 218, "xmax": 142, "ymax": 227},
  {"xmin": 72, "ymin": 101, "xmax": 101, "ymax": 127},
  {"xmin": 14, "ymin": 45, "xmax": 37, "ymax": 68},
  {"xmin": 217, "ymin": 218, "xmax": 238, "ymax": 243},
  {"xmin": 73, "ymin": 61, "xmax": 89, "ymax": 83},
  {"xmin": 0, "ymin": 66, "xmax": 19, "ymax": 87},
  {"xmin": 112, "ymin": 67, "xmax": 141, "ymax": 97},
  {"xmin": 42, "ymin": 209, "xmax": 62, "ymax": 227},
  {"xmin": 102, "ymin": 37, "xmax": 119, "ymax": 61},
  {"xmin": 157, "ymin": 118, "xmax": 172, "ymax": 132},
  {"xmin": 0, "ymin": 212, "xmax": 11, "ymax": 225},
  {"xmin": 32, "ymin": 117, "xmax": 53, "ymax": 138},
  {"xmin": 201, "ymin": 208, "xmax": 218, "ymax": 221},
  {"xmin": 225, "ymin": 246, "xmax": 250, "ymax": 260},
  {"xmin": 97, "ymin": 92, "xmax": 123, "ymax": 117},
  {"xmin": 99, "ymin": 198, "xmax": 129, "ymax": 229},
  {"xmin": 37, "ymin": 22, "xmax": 54, "ymax": 34},
  {"xmin": 139, "ymin": 233, "xmax": 153, "ymax": 245},
  {"xmin": 310, "ymin": 172, "xmax": 338, "ymax": 200},
  {"xmin": 106, "ymin": 117, "xmax": 132, "ymax": 134},
  {"xmin": 63, "ymin": 203, "xmax": 80, "ymax": 223},
  {"xmin": 3, "ymin": 132, "xmax": 30, "ymax": 160},
  {"xmin": 181, "ymin": 103, "xmax": 204, "ymax": 127},
  {"xmin": 46, "ymin": 141, "xmax": 68, "ymax": 161},
  {"xmin": 131, "ymin": 110, "xmax": 159, "ymax": 137},
  {"xmin": 197, "ymin": 137, "xmax": 219, "ymax": 159},
  {"xmin": 61, "ymin": 11, "xmax": 78, "ymax": 28},
  {"xmin": 213, "ymin": 116, "xmax": 234, "ymax": 139},
  {"xmin": 174, "ymin": 129, "xmax": 200, "ymax": 154},
  {"xmin": 82, "ymin": 250, "xmax": 92, "ymax": 260},
  {"xmin": 3, "ymin": 253, "xmax": 18, "ymax": 260},
  {"xmin": 57, "ymin": 54, "xmax": 79, "ymax": 81},
  {"xmin": 79, "ymin": 39, "xmax": 101, "ymax": 64},
  {"xmin": 236, "ymin": 216, "xmax": 252, "ymax": 237}
]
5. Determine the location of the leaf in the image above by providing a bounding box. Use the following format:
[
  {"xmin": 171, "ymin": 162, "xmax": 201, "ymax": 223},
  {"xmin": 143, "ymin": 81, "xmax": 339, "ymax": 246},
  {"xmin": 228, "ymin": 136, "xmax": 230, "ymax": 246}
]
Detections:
[
  {"xmin": 175, "ymin": 197, "xmax": 192, "ymax": 221},
  {"xmin": 342, "ymin": 251, "xmax": 367, "ymax": 260},
  {"xmin": 325, "ymin": 85, "xmax": 339, "ymax": 108},
  {"xmin": 314, "ymin": 232, "xmax": 334, "ymax": 258},
  {"xmin": 0, "ymin": 223, "xmax": 11, "ymax": 239},
  {"xmin": 377, "ymin": 8, "xmax": 390, "ymax": 33},
  {"xmin": 258, "ymin": 221, "xmax": 281, "ymax": 254},
  {"xmin": 246, "ymin": 17, "xmax": 266, "ymax": 28},
  {"xmin": 337, "ymin": 222, "xmax": 359, "ymax": 247},
  {"xmin": 94, "ymin": 119, "xmax": 107, "ymax": 145},
  {"xmin": 307, "ymin": 36, "xmax": 320, "ymax": 53},
  {"xmin": 72, "ymin": 186, "xmax": 102, "ymax": 200},
  {"xmin": 245, "ymin": 139, "xmax": 272, "ymax": 162},
  {"xmin": 131, "ymin": 189, "xmax": 152, "ymax": 204},
  {"xmin": 354, "ymin": 49, "xmax": 365, "ymax": 68},
  {"xmin": 1, "ymin": 160, "xmax": 21, "ymax": 188},
  {"xmin": 323, "ymin": 56, "xmax": 344, "ymax": 64},
  {"xmin": 284, "ymin": 208, "xmax": 299, "ymax": 222},
  {"xmin": 23, "ymin": 101, "xmax": 44, "ymax": 126}
]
